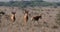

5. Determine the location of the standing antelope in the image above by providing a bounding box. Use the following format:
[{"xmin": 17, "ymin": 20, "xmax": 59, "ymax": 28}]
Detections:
[
  {"xmin": 23, "ymin": 10, "xmax": 28, "ymax": 24},
  {"xmin": 11, "ymin": 12, "xmax": 16, "ymax": 22}
]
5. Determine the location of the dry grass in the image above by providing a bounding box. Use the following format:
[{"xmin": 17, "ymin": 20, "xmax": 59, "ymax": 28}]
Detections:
[
  {"xmin": 56, "ymin": 10, "xmax": 60, "ymax": 25},
  {"xmin": 0, "ymin": 6, "xmax": 60, "ymax": 32}
]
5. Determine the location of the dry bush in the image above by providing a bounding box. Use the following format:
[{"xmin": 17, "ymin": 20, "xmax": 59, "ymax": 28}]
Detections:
[
  {"xmin": 4, "ymin": 14, "xmax": 11, "ymax": 21},
  {"xmin": 51, "ymin": 25, "xmax": 58, "ymax": 29},
  {"xmin": 43, "ymin": 22, "xmax": 49, "ymax": 27}
]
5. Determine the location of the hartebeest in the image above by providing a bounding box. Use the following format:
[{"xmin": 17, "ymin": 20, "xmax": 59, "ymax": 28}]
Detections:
[
  {"xmin": 31, "ymin": 14, "xmax": 42, "ymax": 24},
  {"xmin": 31, "ymin": 15, "xmax": 42, "ymax": 21},
  {"xmin": 23, "ymin": 10, "xmax": 28, "ymax": 24},
  {"xmin": 11, "ymin": 12, "xmax": 16, "ymax": 22},
  {"xmin": 31, "ymin": 13, "xmax": 43, "ymax": 24}
]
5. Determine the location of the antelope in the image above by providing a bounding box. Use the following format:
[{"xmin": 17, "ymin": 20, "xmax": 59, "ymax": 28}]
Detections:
[
  {"xmin": 11, "ymin": 12, "xmax": 16, "ymax": 22},
  {"xmin": 23, "ymin": 10, "xmax": 28, "ymax": 24},
  {"xmin": 31, "ymin": 15, "xmax": 42, "ymax": 21},
  {"xmin": 31, "ymin": 14, "xmax": 42, "ymax": 24},
  {"xmin": 31, "ymin": 13, "xmax": 43, "ymax": 21}
]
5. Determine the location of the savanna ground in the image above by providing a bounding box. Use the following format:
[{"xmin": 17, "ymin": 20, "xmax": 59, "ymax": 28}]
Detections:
[{"xmin": 0, "ymin": 6, "xmax": 60, "ymax": 32}]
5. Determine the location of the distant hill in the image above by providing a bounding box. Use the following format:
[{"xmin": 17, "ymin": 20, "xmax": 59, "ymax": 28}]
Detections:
[
  {"xmin": 0, "ymin": 0, "xmax": 60, "ymax": 2},
  {"xmin": 44, "ymin": 0, "xmax": 60, "ymax": 2}
]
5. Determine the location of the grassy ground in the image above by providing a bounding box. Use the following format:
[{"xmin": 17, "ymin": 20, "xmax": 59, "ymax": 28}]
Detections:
[{"xmin": 0, "ymin": 6, "xmax": 60, "ymax": 32}]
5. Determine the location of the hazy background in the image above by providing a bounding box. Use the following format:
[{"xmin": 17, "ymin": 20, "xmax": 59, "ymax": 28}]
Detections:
[{"xmin": 0, "ymin": 0, "xmax": 60, "ymax": 2}]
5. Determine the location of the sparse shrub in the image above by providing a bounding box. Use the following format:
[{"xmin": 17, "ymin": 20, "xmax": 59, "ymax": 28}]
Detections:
[
  {"xmin": 4, "ymin": 15, "xmax": 11, "ymax": 21},
  {"xmin": 43, "ymin": 22, "xmax": 49, "ymax": 27},
  {"xmin": 47, "ymin": 9, "xmax": 50, "ymax": 11},
  {"xmin": 52, "ymin": 25, "xmax": 58, "ymax": 29},
  {"xmin": 41, "ymin": 9, "xmax": 44, "ymax": 11},
  {"xmin": 54, "ymin": 6, "xmax": 57, "ymax": 8}
]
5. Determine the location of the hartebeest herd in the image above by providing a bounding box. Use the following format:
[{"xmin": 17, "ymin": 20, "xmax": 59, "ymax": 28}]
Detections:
[{"xmin": 0, "ymin": 9, "xmax": 42, "ymax": 25}]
